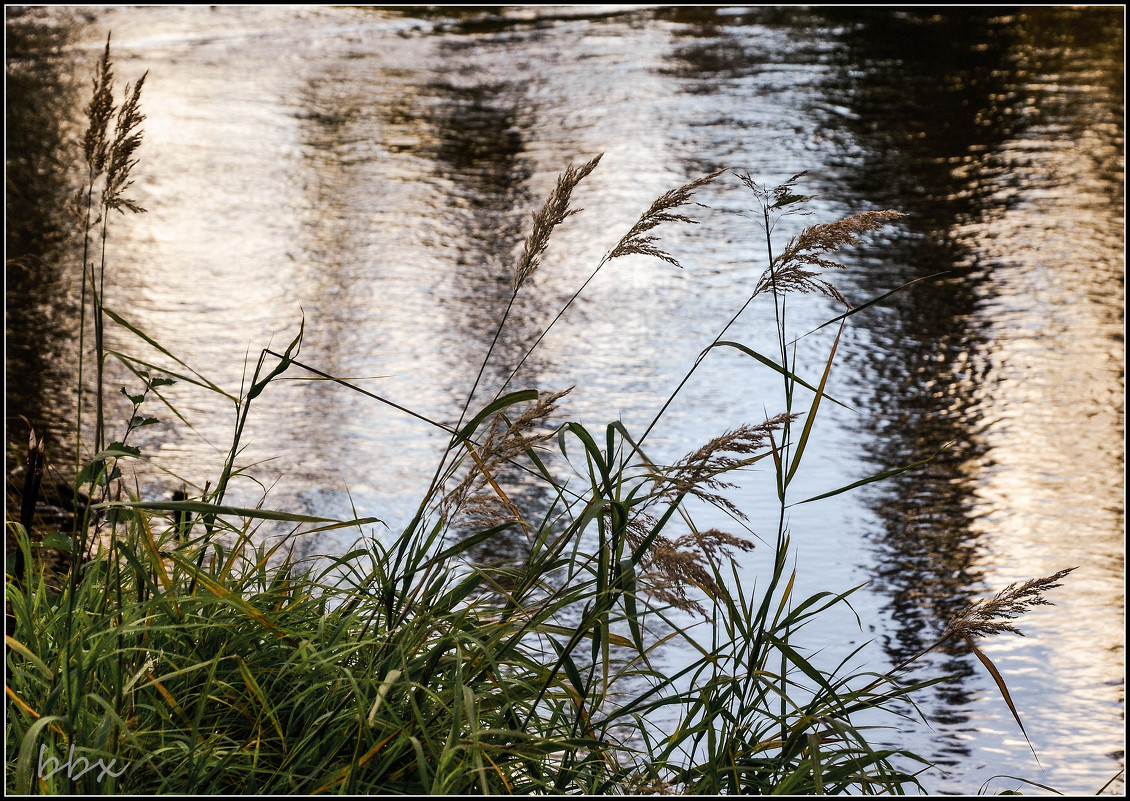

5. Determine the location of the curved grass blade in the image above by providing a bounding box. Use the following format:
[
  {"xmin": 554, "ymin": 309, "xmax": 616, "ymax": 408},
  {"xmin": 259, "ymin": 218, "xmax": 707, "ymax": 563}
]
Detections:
[
  {"xmin": 794, "ymin": 272, "xmax": 951, "ymax": 342},
  {"xmin": 109, "ymin": 350, "xmax": 238, "ymax": 408},
  {"xmin": 103, "ymin": 306, "xmax": 235, "ymax": 400},
  {"xmin": 789, "ymin": 440, "xmax": 955, "ymax": 507},
  {"xmin": 92, "ymin": 498, "xmax": 379, "ymax": 527},
  {"xmin": 457, "ymin": 389, "xmax": 540, "ymax": 442},
  {"xmin": 962, "ymin": 633, "xmax": 1040, "ymax": 766},
  {"xmin": 15, "ymin": 715, "xmax": 66, "ymax": 794},
  {"xmin": 979, "ymin": 774, "xmax": 1065, "ymax": 795},
  {"xmin": 710, "ymin": 340, "xmax": 852, "ymax": 413},
  {"xmin": 247, "ymin": 320, "xmax": 303, "ymax": 401},
  {"xmin": 5, "ymin": 637, "xmax": 53, "ymax": 681}
]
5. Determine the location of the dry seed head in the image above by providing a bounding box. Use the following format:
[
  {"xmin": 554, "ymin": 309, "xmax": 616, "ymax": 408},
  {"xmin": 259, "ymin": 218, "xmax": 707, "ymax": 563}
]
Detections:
[
  {"xmin": 104, "ymin": 72, "xmax": 148, "ymax": 214},
  {"xmin": 611, "ymin": 508, "xmax": 753, "ymax": 617},
  {"xmin": 780, "ymin": 210, "xmax": 905, "ymax": 267},
  {"xmin": 627, "ymin": 776, "xmax": 680, "ymax": 795},
  {"xmin": 456, "ymin": 493, "xmax": 520, "ymax": 532},
  {"xmin": 609, "ymin": 168, "xmax": 727, "ymax": 268},
  {"xmin": 513, "ymin": 155, "xmax": 602, "ymax": 291},
  {"xmin": 754, "ymin": 263, "xmax": 851, "ymax": 307},
  {"xmin": 644, "ymin": 527, "xmax": 754, "ymax": 616},
  {"xmin": 443, "ymin": 388, "xmax": 572, "ymax": 518},
  {"xmin": 943, "ymin": 567, "xmax": 1077, "ymax": 640},
  {"xmin": 737, "ymin": 169, "xmax": 812, "ymax": 218},
  {"xmin": 659, "ymin": 413, "xmax": 795, "ymax": 519},
  {"xmin": 755, "ymin": 209, "xmax": 905, "ymax": 307},
  {"xmin": 83, "ymin": 35, "xmax": 115, "ymax": 175}
]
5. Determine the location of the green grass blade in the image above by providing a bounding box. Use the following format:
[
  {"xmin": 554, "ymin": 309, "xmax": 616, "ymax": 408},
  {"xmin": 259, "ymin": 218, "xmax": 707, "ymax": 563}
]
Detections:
[
  {"xmin": 711, "ymin": 340, "xmax": 852, "ymax": 412},
  {"xmin": 456, "ymin": 389, "xmax": 539, "ymax": 442},
  {"xmin": 784, "ymin": 322, "xmax": 843, "ymax": 488},
  {"xmin": 92, "ymin": 498, "xmax": 378, "ymax": 526},
  {"xmin": 15, "ymin": 715, "xmax": 65, "ymax": 794},
  {"xmin": 789, "ymin": 440, "xmax": 954, "ymax": 506}
]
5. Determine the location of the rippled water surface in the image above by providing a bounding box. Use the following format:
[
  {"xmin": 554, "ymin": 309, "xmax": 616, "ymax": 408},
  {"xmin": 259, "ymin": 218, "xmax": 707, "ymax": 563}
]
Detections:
[{"xmin": 6, "ymin": 6, "xmax": 1123, "ymax": 794}]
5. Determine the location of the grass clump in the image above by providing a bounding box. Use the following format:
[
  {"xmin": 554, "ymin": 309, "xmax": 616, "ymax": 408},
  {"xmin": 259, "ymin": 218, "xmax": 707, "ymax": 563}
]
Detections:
[{"xmin": 6, "ymin": 37, "xmax": 1079, "ymax": 795}]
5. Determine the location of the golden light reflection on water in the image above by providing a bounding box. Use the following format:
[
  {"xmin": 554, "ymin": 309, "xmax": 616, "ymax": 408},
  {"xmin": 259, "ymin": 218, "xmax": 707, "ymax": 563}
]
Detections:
[
  {"xmin": 955, "ymin": 123, "xmax": 1124, "ymax": 792},
  {"xmin": 815, "ymin": 6, "xmax": 1123, "ymax": 792}
]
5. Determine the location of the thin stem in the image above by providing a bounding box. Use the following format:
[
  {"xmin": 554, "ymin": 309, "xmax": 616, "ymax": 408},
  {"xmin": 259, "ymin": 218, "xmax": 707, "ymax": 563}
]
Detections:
[
  {"xmin": 763, "ymin": 202, "xmax": 792, "ymax": 494},
  {"xmin": 68, "ymin": 166, "xmax": 99, "ymax": 637},
  {"xmin": 637, "ymin": 290, "xmax": 759, "ymax": 449},
  {"xmin": 496, "ymin": 254, "xmax": 611, "ymax": 399},
  {"xmin": 95, "ymin": 208, "xmax": 111, "ymax": 456}
]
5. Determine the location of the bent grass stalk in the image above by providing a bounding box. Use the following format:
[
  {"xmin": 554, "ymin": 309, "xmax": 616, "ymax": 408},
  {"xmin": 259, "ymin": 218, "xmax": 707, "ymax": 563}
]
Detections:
[{"xmin": 5, "ymin": 38, "xmax": 1081, "ymax": 795}]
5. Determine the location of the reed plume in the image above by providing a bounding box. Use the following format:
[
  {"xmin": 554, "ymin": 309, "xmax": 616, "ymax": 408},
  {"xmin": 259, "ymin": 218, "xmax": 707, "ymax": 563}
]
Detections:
[
  {"xmin": 498, "ymin": 166, "xmax": 727, "ymax": 413},
  {"xmin": 443, "ymin": 388, "xmax": 572, "ymax": 524},
  {"xmin": 609, "ymin": 168, "xmax": 727, "ymax": 268},
  {"xmin": 104, "ymin": 71, "xmax": 148, "ymax": 214},
  {"xmin": 614, "ymin": 509, "xmax": 754, "ymax": 616},
  {"xmin": 753, "ymin": 210, "xmax": 905, "ymax": 308},
  {"xmin": 657, "ymin": 413, "xmax": 795, "ymax": 519},
  {"xmin": 83, "ymin": 36, "xmax": 115, "ymax": 177},
  {"xmin": 513, "ymin": 155, "xmax": 602, "ymax": 291},
  {"xmin": 943, "ymin": 566, "xmax": 1078, "ymax": 641}
]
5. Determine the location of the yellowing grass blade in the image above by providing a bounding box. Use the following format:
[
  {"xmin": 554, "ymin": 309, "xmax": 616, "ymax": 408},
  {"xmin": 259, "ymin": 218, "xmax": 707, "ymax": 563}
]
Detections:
[
  {"xmin": 137, "ymin": 511, "xmax": 177, "ymax": 606},
  {"xmin": 166, "ymin": 552, "xmax": 296, "ymax": 644},
  {"xmin": 963, "ymin": 634, "xmax": 1040, "ymax": 766},
  {"xmin": 237, "ymin": 657, "xmax": 286, "ymax": 746},
  {"xmin": 5, "ymin": 637, "xmax": 53, "ymax": 681}
]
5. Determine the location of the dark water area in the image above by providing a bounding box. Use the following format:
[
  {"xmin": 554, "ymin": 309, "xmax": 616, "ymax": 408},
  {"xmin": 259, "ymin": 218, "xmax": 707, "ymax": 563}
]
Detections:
[{"xmin": 6, "ymin": 6, "xmax": 1123, "ymax": 794}]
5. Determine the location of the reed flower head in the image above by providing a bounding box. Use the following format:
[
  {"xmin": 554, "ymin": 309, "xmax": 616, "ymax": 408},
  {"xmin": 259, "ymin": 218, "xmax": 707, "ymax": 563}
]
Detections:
[
  {"xmin": 513, "ymin": 155, "xmax": 602, "ymax": 291},
  {"xmin": 83, "ymin": 35, "xmax": 115, "ymax": 175},
  {"xmin": 78, "ymin": 32, "xmax": 147, "ymax": 215},
  {"xmin": 754, "ymin": 209, "xmax": 905, "ymax": 307},
  {"xmin": 943, "ymin": 567, "xmax": 1077, "ymax": 640},
  {"xmin": 104, "ymin": 71, "xmax": 148, "ymax": 214},
  {"xmin": 737, "ymin": 169, "xmax": 813, "ymax": 223},
  {"xmin": 616, "ymin": 509, "xmax": 753, "ymax": 616},
  {"xmin": 444, "ymin": 388, "xmax": 572, "ymax": 522},
  {"xmin": 658, "ymin": 413, "xmax": 795, "ymax": 519},
  {"xmin": 609, "ymin": 168, "xmax": 726, "ymax": 268}
]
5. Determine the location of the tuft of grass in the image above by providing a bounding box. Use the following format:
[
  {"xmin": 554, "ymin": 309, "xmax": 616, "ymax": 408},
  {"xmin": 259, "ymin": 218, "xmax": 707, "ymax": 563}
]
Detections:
[{"xmin": 6, "ymin": 36, "xmax": 1079, "ymax": 796}]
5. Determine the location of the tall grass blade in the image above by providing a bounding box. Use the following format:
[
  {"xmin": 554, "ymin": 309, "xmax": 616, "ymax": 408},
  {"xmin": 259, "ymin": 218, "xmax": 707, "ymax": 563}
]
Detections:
[
  {"xmin": 789, "ymin": 440, "xmax": 955, "ymax": 506},
  {"xmin": 784, "ymin": 322, "xmax": 843, "ymax": 488},
  {"xmin": 962, "ymin": 634, "xmax": 1040, "ymax": 766},
  {"xmin": 711, "ymin": 340, "xmax": 852, "ymax": 411}
]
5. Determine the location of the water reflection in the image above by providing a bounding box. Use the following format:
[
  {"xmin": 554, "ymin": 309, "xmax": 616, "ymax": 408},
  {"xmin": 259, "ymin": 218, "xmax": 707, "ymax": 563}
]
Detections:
[
  {"xmin": 817, "ymin": 6, "xmax": 1124, "ymax": 784},
  {"xmin": 412, "ymin": 40, "xmax": 551, "ymax": 560},
  {"xmin": 4, "ymin": 6, "xmax": 1122, "ymax": 794},
  {"xmin": 5, "ymin": 8, "xmax": 86, "ymax": 464},
  {"xmin": 817, "ymin": 4, "xmax": 1012, "ymax": 667}
]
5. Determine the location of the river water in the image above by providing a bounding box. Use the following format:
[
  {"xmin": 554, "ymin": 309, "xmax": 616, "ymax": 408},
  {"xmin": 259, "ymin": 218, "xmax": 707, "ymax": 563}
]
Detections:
[{"xmin": 6, "ymin": 6, "xmax": 1124, "ymax": 794}]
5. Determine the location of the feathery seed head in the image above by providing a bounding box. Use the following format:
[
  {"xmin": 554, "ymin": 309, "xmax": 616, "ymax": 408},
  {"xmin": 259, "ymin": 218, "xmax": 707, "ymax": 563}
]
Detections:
[
  {"xmin": 657, "ymin": 413, "xmax": 795, "ymax": 519},
  {"xmin": 612, "ymin": 508, "xmax": 754, "ymax": 616},
  {"xmin": 609, "ymin": 168, "xmax": 727, "ymax": 268},
  {"xmin": 83, "ymin": 35, "xmax": 115, "ymax": 175},
  {"xmin": 754, "ymin": 209, "xmax": 905, "ymax": 307},
  {"xmin": 444, "ymin": 388, "xmax": 572, "ymax": 520},
  {"xmin": 104, "ymin": 72, "xmax": 148, "ymax": 214},
  {"xmin": 944, "ymin": 567, "xmax": 1077, "ymax": 640},
  {"xmin": 513, "ymin": 155, "xmax": 602, "ymax": 291}
]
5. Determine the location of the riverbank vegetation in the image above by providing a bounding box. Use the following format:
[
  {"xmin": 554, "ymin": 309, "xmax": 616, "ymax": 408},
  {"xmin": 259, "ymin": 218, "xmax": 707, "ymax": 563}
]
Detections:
[{"xmin": 6, "ymin": 37, "xmax": 1081, "ymax": 795}]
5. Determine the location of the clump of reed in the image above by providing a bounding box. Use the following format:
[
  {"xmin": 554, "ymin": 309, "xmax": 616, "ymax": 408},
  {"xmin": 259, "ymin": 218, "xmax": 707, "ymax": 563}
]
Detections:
[{"xmin": 6, "ymin": 37, "xmax": 1081, "ymax": 795}]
